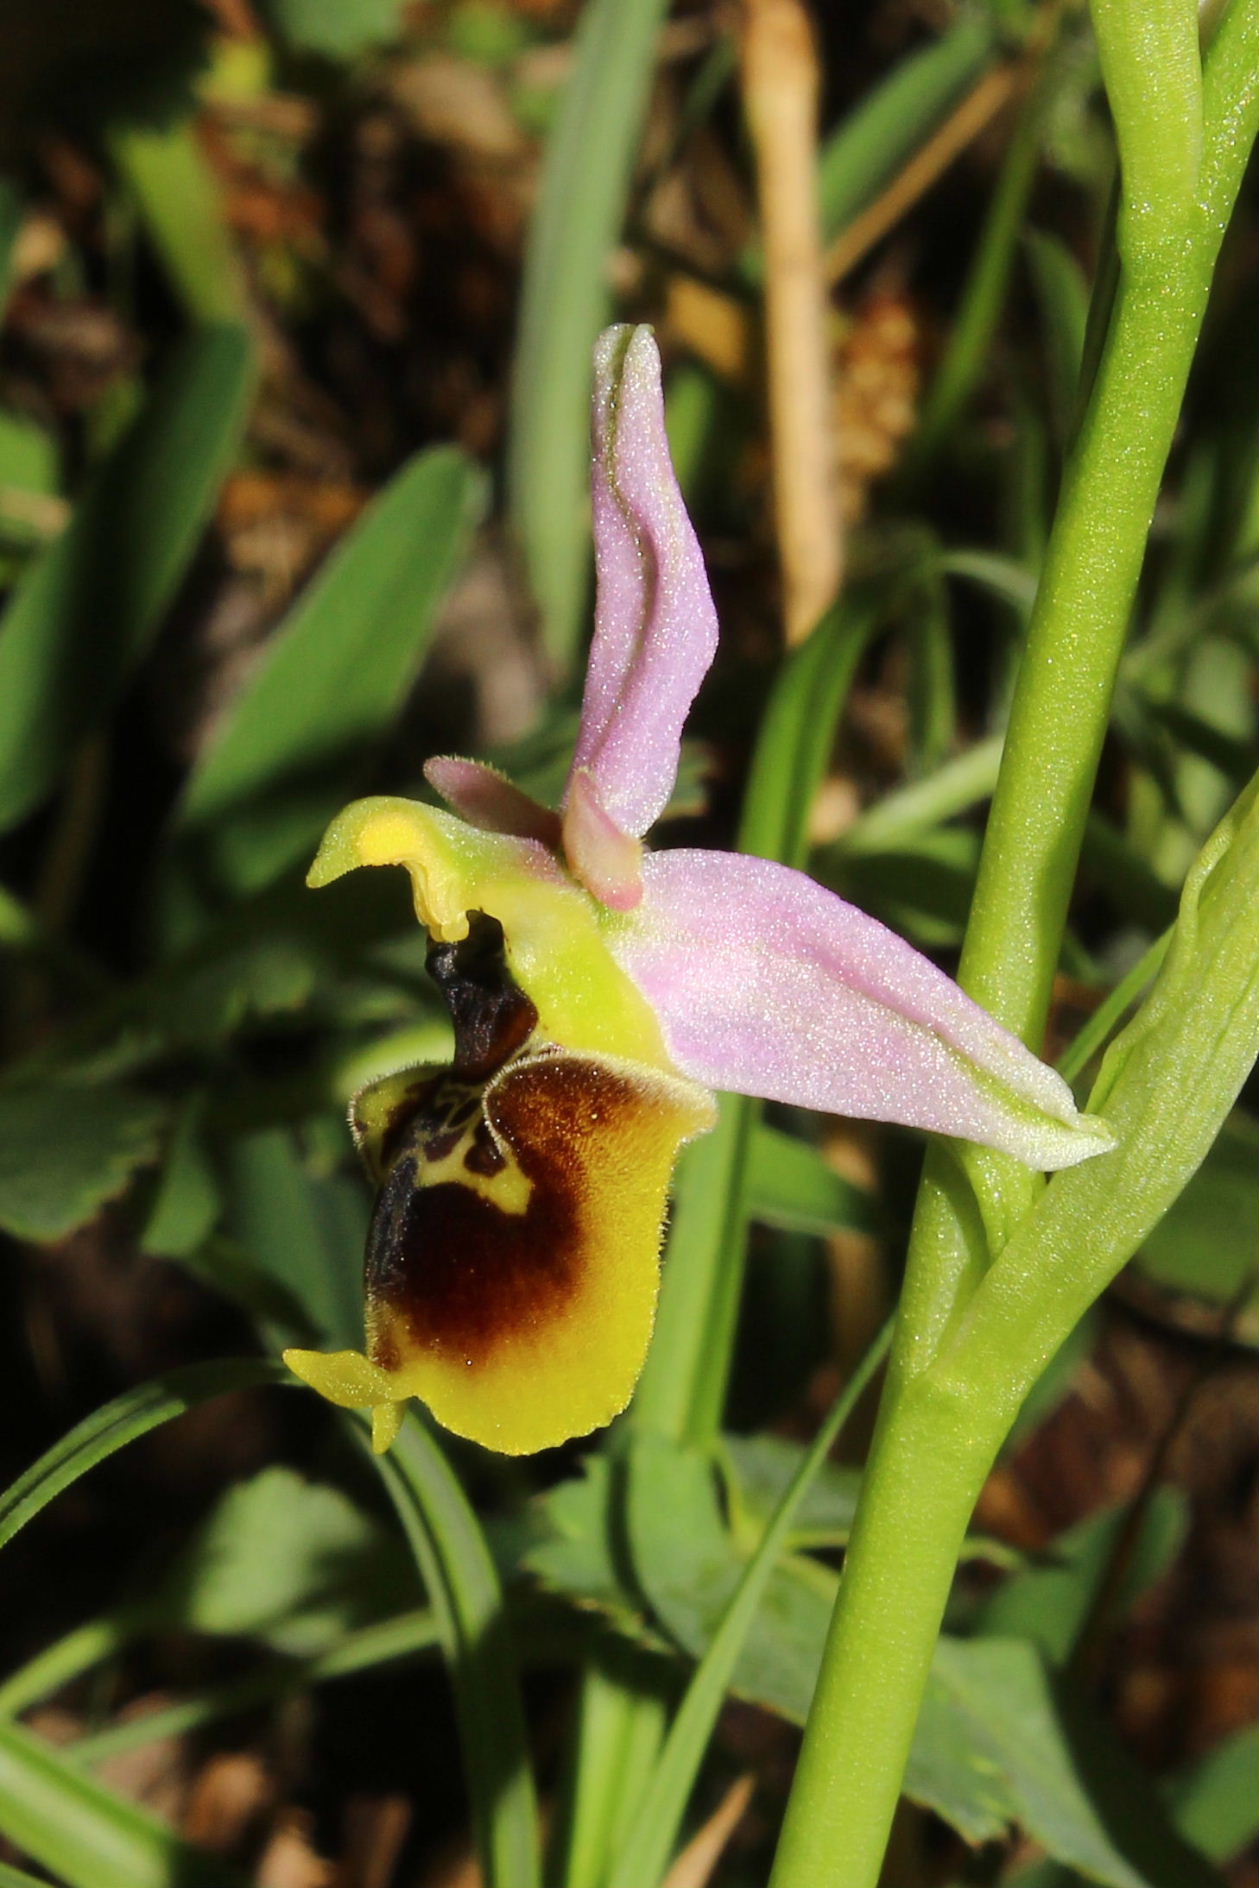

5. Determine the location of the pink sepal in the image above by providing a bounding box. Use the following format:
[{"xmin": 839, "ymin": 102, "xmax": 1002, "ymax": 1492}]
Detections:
[
  {"xmin": 424, "ymin": 756, "xmax": 561, "ymax": 847},
  {"xmin": 565, "ymin": 327, "xmax": 720, "ymax": 841},
  {"xmin": 607, "ymin": 850, "xmax": 1116, "ymax": 1172}
]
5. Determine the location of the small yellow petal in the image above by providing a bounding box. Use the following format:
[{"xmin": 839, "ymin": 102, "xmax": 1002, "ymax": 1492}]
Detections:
[
  {"xmin": 371, "ymin": 1402, "xmax": 405, "ymax": 1454},
  {"xmin": 282, "ymin": 1346, "xmax": 395, "ymax": 1408}
]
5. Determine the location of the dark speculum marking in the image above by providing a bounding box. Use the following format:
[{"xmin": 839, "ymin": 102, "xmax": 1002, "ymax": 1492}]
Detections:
[
  {"xmin": 426, "ymin": 910, "xmax": 538, "ymax": 1084},
  {"xmin": 365, "ymin": 1056, "xmax": 644, "ymax": 1367}
]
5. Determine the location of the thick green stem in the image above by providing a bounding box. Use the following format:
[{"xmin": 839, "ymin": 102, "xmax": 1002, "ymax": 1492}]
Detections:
[
  {"xmin": 769, "ymin": 1371, "xmax": 1001, "ymax": 1888},
  {"xmin": 958, "ymin": 257, "xmax": 1203, "ymax": 1052},
  {"xmin": 769, "ymin": 10, "xmax": 1259, "ymax": 1888}
]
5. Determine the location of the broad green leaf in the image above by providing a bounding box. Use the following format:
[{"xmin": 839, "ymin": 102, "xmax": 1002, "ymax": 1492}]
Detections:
[
  {"xmin": 508, "ymin": 0, "xmax": 670, "ymax": 669},
  {"xmin": 616, "ymin": 1434, "xmax": 1206, "ymax": 1884},
  {"xmin": 0, "ymin": 324, "xmax": 255, "ymax": 832},
  {"xmin": 976, "ymin": 1490, "xmax": 1189, "ymax": 1664},
  {"xmin": 625, "ymin": 1431, "xmax": 838, "ymax": 1727},
  {"xmin": 0, "ymin": 1358, "xmax": 289, "ymax": 1554},
  {"xmin": 746, "ymin": 1124, "xmax": 878, "ymax": 1238},
  {"xmin": 0, "ymin": 1078, "xmax": 167, "ymax": 1240},
  {"xmin": 369, "ymin": 1410, "xmax": 541, "ymax": 1888},
  {"xmin": 168, "ymin": 445, "xmax": 484, "ymax": 909},
  {"xmin": 218, "ymin": 1127, "xmax": 367, "ymax": 1348},
  {"xmin": 609, "ymin": 1327, "xmax": 893, "ymax": 1888},
  {"xmin": 1165, "ymin": 1723, "xmax": 1259, "ymax": 1863},
  {"xmin": 144, "ymin": 1466, "xmax": 412, "ymax": 1653},
  {"xmin": 1133, "ymin": 1110, "xmax": 1259, "ymax": 1316},
  {"xmin": 257, "ymin": 0, "xmax": 410, "ymax": 58},
  {"xmin": 909, "ymin": 1638, "xmax": 1221, "ymax": 1888},
  {"xmin": 721, "ymin": 1434, "xmax": 862, "ymax": 1548},
  {"xmin": 523, "ymin": 1455, "xmax": 632, "ymax": 1620},
  {"xmin": 140, "ymin": 1099, "xmax": 220, "ymax": 1259},
  {"xmin": 0, "ymin": 1715, "xmax": 245, "ymax": 1888}
]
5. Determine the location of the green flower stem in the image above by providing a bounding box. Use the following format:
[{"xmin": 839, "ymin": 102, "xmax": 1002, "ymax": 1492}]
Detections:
[
  {"xmin": 769, "ymin": 9, "xmax": 1259, "ymax": 1888},
  {"xmin": 769, "ymin": 1368, "xmax": 1003, "ymax": 1888},
  {"xmin": 962, "ymin": 0, "xmax": 1257, "ymax": 1064}
]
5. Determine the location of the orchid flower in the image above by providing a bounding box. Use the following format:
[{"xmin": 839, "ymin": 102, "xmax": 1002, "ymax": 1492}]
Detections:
[{"xmin": 284, "ymin": 325, "xmax": 1115, "ymax": 1458}]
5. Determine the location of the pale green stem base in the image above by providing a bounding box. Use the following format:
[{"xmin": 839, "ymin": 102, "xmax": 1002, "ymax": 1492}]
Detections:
[{"xmin": 769, "ymin": 1371, "xmax": 999, "ymax": 1888}]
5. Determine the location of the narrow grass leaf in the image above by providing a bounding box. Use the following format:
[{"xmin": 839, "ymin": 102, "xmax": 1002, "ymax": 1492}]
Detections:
[
  {"xmin": 1024, "ymin": 228, "xmax": 1089, "ymax": 440},
  {"xmin": 818, "ymin": 16, "xmax": 997, "ymax": 241},
  {"xmin": 0, "ymin": 1715, "xmax": 246, "ymax": 1888},
  {"xmin": 508, "ymin": 0, "xmax": 669, "ymax": 670},
  {"xmin": 747, "ymin": 1124, "xmax": 878, "ymax": 1237},
  {"xmin": 0, "ymin": 1358, "xmax": 289, "ymax": 1553},
  {"xmin": 609, "ymin": 1324, "xmax": 892, "ymax": 1888},
  {"xmin": 168, "ymin": 446, "xmax": 484, "ymax": 907},
  {"xmin": 0, "ymin": 324, "xmax": 255, "ymax": 832},
  {"xmin": 109, "ymin": 119, "xmax": 248, "ymax": 323},
  {"xmin": 368, "ymin": 1410, "xmax": 541, "ymax": 1888},
  {"xmin": 69, "ymin": 1609, "xmax": 440, "ymax": 1766}
]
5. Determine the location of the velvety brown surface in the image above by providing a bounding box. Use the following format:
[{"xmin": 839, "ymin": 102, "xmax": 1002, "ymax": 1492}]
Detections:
[{"xmin": 366, "ymin": 1054, "xmax": 642, "ymax": 1366}]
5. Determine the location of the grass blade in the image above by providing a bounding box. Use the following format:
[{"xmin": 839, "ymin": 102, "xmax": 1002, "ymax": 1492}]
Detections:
[
  {"xmin": 0, "ymin": 1358, "xmax": 288, "ymax": 1553},
  {"xmin": 818, "ymin": 17, "xmax": 996, "ymax": 241},
  {"xmin": 166, "ymin": 445, "xmax": 485, "ymax": 914},
  {"xmin": 0, "ymin": 324, "xmax": 255, "ymax": 833},
  {"xmin": 0, "ymin": 1716, "xmax": 245, "ymax": 1888},
  {"xmin": 508, "ymin": 0, "xmax": 669, "ymax": 671},
  {"xmin": 369, "ymin": 1411, "xmax": 541, "ymax": 1888},
  {"xmin": 109, "ymin": 118, "xmax": 248, "ymax": 323},
  {"xmin": 609, "ymin": 1322, "xmax": 894, "ymax": 1888}
]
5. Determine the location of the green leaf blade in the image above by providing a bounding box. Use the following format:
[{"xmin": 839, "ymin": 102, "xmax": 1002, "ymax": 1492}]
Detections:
[
  {"xmin": 168, "ymin": 444, "xmax": 485, "ymax": 908},
  {"xmin": 0, "ymin": 324, "xmax": 255, "ymax": 833}
]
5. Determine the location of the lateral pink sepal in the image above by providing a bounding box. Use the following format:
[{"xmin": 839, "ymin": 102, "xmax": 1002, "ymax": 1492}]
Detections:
[
  {"xmin": 424, "ymin": 756, "xmax": 562, "ymax": 848},
  {"xmin": 607, "ymin": 849, "xmax": 1117, "ymax": 1172}
]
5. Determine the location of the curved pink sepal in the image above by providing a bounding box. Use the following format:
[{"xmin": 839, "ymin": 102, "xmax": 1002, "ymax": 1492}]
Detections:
[
  {"xmin": 424, "ymin": 756, "xmax": 561, "ymax": 847},
  {"xmin": 565, "ymin": 326, "xmax": 719, "ymax": 841},
  {"xmin": 562, "ymin": 768, "xmax": 644, "ymax": 911},
  {"xmin": 608, "ymin": 850, "xmax": 1116, "ymax": 1172}
]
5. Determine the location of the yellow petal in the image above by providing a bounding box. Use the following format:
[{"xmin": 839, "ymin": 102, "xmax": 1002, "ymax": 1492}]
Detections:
[{"xmin": 289, "ymin": 1049, "xmax": 714, "ymax": 1454}]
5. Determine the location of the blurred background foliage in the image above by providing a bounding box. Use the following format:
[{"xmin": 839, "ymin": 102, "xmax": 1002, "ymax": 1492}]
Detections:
[{"xmin": 0, "ymin": 0, "xmax": 1253, "ymax": 1883}]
